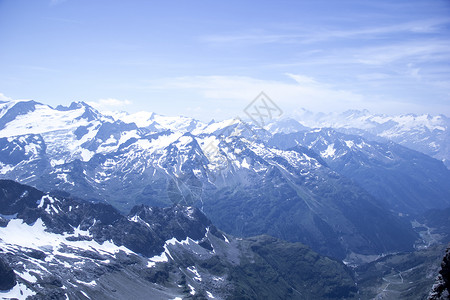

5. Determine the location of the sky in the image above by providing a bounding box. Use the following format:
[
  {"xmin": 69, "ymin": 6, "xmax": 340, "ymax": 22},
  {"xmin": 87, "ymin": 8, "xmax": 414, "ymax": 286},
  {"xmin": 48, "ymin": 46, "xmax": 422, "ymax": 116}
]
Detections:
[{"xmin": 1, "ymin": 0, "xmax": 450, "ymax": 121}]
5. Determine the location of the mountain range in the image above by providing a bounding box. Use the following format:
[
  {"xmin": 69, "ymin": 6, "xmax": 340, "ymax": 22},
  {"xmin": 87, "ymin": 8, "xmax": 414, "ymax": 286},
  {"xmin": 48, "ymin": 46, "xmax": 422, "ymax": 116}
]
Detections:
[
  {"xmin": 284, "ymin": 109, "xmax": 450, "ymax": 168},
  {"xmin": 0, "ymin": 179, "xmax": 359, "ymax": 299},
  {"xmin": 0, "ymin": 179, "xmax": 447, "ymax": 300},
  {"xmin": 0, "ymin": 99, "xmax": 449, "ymax": 263}
]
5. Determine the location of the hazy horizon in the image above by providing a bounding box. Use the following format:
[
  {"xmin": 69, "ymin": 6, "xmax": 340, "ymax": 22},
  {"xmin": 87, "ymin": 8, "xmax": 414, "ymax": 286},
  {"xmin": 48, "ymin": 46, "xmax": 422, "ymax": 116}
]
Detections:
[{"xmin": 2, "ymin": 96, "xmax": 449, "ymax": 126}]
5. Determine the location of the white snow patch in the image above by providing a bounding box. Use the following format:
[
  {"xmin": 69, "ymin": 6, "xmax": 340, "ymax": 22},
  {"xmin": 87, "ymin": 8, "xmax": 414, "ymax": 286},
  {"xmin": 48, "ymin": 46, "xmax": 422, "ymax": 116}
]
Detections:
[
  {"xmin": 16, "ymin": 270, "xmax": 37, "ymax": 283},
  {"xmin": 79, "ymin": 148, "xmax": 94, "ymax": 162},
  {"xmin": 0, "ymin": 282, "xmax": 36, "ymax": 299},
  {"xmin": 104, "ymin": 135, "xmax": 116, "ymax": 144},
  {"xmin": 118, "ymin": 111, "xmax": 153, "ymax": 127},
  {"xmin": 72, "ymin": 224, "xmax": 92, "ymax": 238},
  {"xmin": 76, "ymin": 280, "xmax": 97, "ymax": 287},
  {"xmin": 196, "ymin": 118, "xmax": 239, "ymax": 135},
  {"xmin": 321, "ymin": 144, "xmax": 336, "ymax": 158},
  {"xmin": 150, "ymin": 250, "xmax": 169, "ymax": 262},
  {"xmin": 135, "ymin": 132, "xmax": 183, "ymax": 153},
  {"xmin": 118, "ymin": 130, "xmax": 139, "ymax": 145},
  {"xmin": 241, "ymin": 158, "xmax": 250, "ymax": 169},
  {"xmin": 0, "ymin": 219, "xmax": 133, "ymax": 257},
  {"xmin": 188, "ymin": 284, "xmax": 196, "ymax": 295},
  {"xmin": 153, "ymin": 114, "xmax": 203, "ymax": 132},
  {"xmin": 0, "ymin": 102, "xmax": 109, "ymax": 141},
  {"xmin": 344, "ymin": 140, "xmax": 354, "ymax": 148},
  {"xmin": 177, "ymin": 135, "xmax": 193, "ymax": 147},
  {"xmin": 56, "ymin": 173, "xmax": 74, "ymax": 186},
  {"xmin": 0, "ymin": 163, "xmax": 14, "ymax": 174},
  {"xmin": 147, "ymin": 236, "xmax": 198, "ymax": 267},
  {"xmin": 37, "ymin": 195, "xmax": 55, "ymax": 208},
  {"xmin": 187, "ymin": 266, "xmax": 202, "ymax": 281},
  {"xmin": 50, "ymin": 159, "xmax": 65, "ymax": 167},
  {"xmin": 223, "ymin": 234, "xmax": 230, "ymax": 244},
  {"xmin": 213, "ymin": 276, "xmax": 224, "ymax": 281}
]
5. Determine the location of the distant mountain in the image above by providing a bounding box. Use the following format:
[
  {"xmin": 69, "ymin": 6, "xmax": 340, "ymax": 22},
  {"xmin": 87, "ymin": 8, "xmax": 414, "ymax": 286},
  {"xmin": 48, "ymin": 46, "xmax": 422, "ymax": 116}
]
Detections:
[
  {"xmin": 0, "ymin": 180, "xmax": 358, "ymax": 299},
  {"xmin": 268, "ymin": 128, "xmax": 450, "ymax": 215},
  {"xmin": 281, "ymin": 110, "xmax": 450, "ymax": 168},
  {"xmin": 0, "ymin": 100, "xmax": 422, "ymax": 260},
  {"xmin": 264, "ymin": 117, "xmax": 309, "ymax": 134}
]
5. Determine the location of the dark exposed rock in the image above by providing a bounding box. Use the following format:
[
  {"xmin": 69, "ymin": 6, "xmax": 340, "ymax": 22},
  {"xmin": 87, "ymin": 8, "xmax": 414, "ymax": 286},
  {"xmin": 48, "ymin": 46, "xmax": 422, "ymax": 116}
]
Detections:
[
  {"xmin": 0, "ymin": 179, "xmax": 44, "ymax": 216},
  {"xmin": 25, "ymin": 249, "xmax": 47, "ymax": 261},
  {"xmin": 0, "ymin": 257, "xmax": 16, "ymax": 291},
  {"xmin": 0, "ymin": 217, "xmax": 8, "ymax": 227},
  {"xmin": 429, "ymin": 246, "xmax": 450, "ymax": 300}
]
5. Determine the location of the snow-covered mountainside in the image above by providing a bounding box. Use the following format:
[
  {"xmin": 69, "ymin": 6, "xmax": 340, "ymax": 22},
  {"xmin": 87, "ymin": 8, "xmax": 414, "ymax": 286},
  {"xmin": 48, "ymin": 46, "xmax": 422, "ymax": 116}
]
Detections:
[
  {"xmin": 0, "ymin": 180, "xmax": 360, "ymax": 300},
  {"xmin": 0, "ymin": 99, "xmax": 448, "ymax": 261},
  {"xmin": 269, "ymin": 128, "xmax": 450, "ymax": 215},
  {"xmin": 281, "ymin": 109, "xmax": 450, "ymax": 168}
]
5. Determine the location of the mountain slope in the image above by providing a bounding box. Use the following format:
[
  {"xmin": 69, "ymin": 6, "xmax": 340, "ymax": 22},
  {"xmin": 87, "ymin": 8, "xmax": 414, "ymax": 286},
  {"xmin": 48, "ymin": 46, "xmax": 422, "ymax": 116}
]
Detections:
[
  {"xmin": 355, "ymin": 244, "xmax": 446, "ymax": 300},
  {"xmin": 0, "ymin": 100, "xmax": 423, "ymax": 260},
  {"xmin": 283, "ymin": 110, "xmax": 450, "ymax": 168},
  {"xmin": 1, "ymin": 132, "xmax": 418, "ymax": 259},
  {"xmin": 269, "ymin": 128, "xmax": 450, "ymax": 215},
  {"xmin": 0, "ymin": 180, "xmax": 358, "ymax": 300}
]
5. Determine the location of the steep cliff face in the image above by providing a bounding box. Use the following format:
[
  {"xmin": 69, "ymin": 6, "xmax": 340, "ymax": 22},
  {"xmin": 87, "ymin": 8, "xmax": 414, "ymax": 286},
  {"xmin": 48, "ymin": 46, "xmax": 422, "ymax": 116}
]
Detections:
[{"xmin": 429, "ymin": 246, "xmax": 450, "ymax": 300}]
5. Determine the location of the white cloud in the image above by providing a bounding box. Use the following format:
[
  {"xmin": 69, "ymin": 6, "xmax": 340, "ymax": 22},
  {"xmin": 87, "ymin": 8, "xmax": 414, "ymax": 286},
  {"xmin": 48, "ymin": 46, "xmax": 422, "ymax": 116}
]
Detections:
[
  {"xmin": 354, "ymin": 42, "xmax": 450, "ymax": 66},
  {"xmin": 87, "ymin": 98, "xmax": 132, "ymax": 110},
  {"xmin": 0, "ymin": 93, "xmax": 12, "ymax": 101},
  {"xmin": 144, "ymin": 74, "xmax": 364, "ymax": 114},
  {"xmin": 285, "ymin": 73, "xmax": 319, "ymax": 85},
  {"xmin": 137, "ymin": 73, "xmax": 450, "ymax": 117},
  {"xmin": 202, "ymin": 18, "xmax": 450, "ymax": 46}
]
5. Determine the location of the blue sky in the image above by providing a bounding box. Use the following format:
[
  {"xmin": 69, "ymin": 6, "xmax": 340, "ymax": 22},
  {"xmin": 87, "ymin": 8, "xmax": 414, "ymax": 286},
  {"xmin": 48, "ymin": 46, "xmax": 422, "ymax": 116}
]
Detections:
[{"xmin": 1, "ymin": 0, "xmax": 450, "ymax": 120}]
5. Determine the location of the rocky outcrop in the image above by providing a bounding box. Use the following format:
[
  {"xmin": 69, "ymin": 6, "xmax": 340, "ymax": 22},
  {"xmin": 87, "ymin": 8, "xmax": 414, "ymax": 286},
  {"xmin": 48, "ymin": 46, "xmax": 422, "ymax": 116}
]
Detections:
[
  {"xmin": 429, "ymin": 246, "xmax": 450, "ymax": 299},
  {"xmin": 0, "ymin": 257, "xmax": 16, "ymax": 291}
]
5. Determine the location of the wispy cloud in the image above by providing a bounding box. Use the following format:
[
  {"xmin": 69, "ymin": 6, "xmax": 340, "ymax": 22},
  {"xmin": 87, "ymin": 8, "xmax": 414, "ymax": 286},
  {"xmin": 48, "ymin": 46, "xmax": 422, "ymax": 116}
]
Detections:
[
  {"xmin": 262, "ymin": 39, "xmax": 450, "ymax": 92},
  {"xmin": 201, "ymin": 18, "xmax": 450, "ymax": 46},
  {"xmin": 354, "ymin": 41, "xmax": 450, "ymax": 65},
  {"xmin": 126, "ymin": 71, "xmax": 450, "ymax": 117}
]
